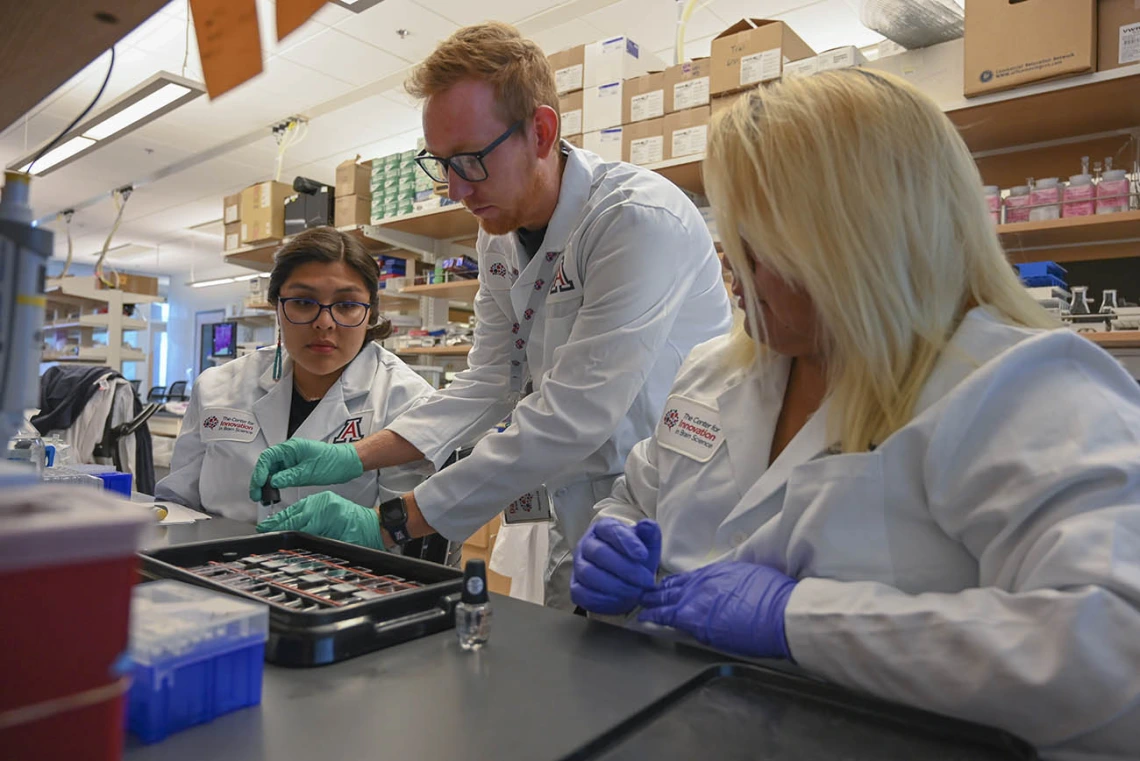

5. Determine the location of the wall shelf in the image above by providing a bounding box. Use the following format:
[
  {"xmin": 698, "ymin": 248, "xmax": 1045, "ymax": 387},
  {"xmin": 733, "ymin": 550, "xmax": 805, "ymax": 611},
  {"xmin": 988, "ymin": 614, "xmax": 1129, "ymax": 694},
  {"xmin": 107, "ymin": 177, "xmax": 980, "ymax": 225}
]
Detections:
[
  {"xmin": 399, "ymin": 279, "xmax": 480, "ymax": 301},
  {"xmin": 998, "ymin": 210, "xmax": 1140, "ymax": 252},
  {"xmin": 395, "ymin": 345, "xmax": 472, "ymax": 356},
  {"xmin": 1087, "ymin": 331, "xmax": 1140, "ymax": 350},
  {"xmin": 224, "ymin": 225, "xmax": 426, "ymax": 272}
]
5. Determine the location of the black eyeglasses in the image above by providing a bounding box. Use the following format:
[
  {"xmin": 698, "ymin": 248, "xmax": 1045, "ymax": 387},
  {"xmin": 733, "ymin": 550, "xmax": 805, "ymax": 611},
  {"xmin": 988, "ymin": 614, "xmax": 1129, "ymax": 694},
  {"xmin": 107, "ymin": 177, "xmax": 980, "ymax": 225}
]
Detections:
[
  {"xmin": 279, "ymin": 297, "xmax": 371, "ymax": 327},
  {"xmin": 415, "ymin": 121, "xmax": 523, "ymax": 184}
]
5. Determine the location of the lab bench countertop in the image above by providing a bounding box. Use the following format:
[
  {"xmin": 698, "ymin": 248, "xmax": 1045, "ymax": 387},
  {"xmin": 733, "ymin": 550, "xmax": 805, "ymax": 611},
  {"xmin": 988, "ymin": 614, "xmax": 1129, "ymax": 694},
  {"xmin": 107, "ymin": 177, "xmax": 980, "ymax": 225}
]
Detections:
[{"xmin": 126, "ymin": 518, "xmax": 725, "ymax": 761}]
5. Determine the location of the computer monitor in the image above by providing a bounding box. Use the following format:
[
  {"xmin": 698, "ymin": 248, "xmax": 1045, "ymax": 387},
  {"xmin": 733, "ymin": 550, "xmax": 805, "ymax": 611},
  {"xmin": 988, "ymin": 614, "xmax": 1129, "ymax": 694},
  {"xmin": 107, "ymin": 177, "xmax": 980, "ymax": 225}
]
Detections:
[{"xmin": 212, "ymin": 322, "xmax": 236, "ymax": 357}]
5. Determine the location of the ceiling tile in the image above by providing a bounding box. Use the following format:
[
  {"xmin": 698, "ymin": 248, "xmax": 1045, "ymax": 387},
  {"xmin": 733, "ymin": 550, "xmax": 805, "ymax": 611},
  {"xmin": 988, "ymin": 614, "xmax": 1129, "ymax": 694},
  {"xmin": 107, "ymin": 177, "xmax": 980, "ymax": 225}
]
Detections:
[
  {"xmin": 333, "ymin": 0, "xmax": 459, "ymax": 64},
  {"xmin": 311, "ymin": 3, "xmax": 354, "ymax": 26},
  {"xmin": 274, "ymin": 93, "xmax": 419, "ymax": 167},
  {"xmin": 528, "ymin": 19, "xmax": 605, "ymax": 54},
  {"xmin": 707, "ymin": 0, "xmax": 817, "ymax": 25},
  {"xmin": 234, "ymin": 56, "xmax": 357, "ymax": 109},
  {"xmin": 584, "ymin": 0, "xmax": 724, "ymax": 60},
  {"xmin": 279, "ymin": 28, "xmax": 408, "ymax": 86},
  {"xmin": 259, "ymin": 0, "xmax": 332, "ymax": 56},
  {"xmin": 654, "ymin": 32, "xmax": 717, "ymax": 63},
  {"xmin": 425, "ymin": 0, "xmax": 569, "ymax": 28},
  {"xmin": 773, "ymin": 0, "xmax": 884, "ymax": 51}
]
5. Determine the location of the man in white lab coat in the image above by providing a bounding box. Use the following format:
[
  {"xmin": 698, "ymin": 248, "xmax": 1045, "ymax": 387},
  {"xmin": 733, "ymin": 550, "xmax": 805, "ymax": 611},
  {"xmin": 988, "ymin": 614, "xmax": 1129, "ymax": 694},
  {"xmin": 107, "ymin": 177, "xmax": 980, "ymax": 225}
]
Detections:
[{"xmin": 250, "ymin": 22, "xmax": 732, "ymax": 608}]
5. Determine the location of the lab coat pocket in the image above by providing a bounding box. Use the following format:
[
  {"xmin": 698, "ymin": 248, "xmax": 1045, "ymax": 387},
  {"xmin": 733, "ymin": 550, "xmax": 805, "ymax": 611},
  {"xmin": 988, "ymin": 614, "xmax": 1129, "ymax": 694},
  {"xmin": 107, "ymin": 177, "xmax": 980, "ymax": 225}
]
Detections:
[
  {"xmin": 783, "ymin": 451, "xmax": 891, "ymax": 584},
  {"xmin": 545, "ymin": 295, "xmax": 583, "ymax": 321}
]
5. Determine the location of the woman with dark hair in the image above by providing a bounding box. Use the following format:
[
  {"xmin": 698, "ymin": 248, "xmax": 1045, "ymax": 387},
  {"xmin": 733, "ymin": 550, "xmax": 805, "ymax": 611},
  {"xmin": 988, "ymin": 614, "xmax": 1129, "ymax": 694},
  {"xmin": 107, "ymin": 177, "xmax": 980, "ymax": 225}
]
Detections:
[{"xmin": 156, "ymin": 227, "xmax": 434, "ymax": 530}]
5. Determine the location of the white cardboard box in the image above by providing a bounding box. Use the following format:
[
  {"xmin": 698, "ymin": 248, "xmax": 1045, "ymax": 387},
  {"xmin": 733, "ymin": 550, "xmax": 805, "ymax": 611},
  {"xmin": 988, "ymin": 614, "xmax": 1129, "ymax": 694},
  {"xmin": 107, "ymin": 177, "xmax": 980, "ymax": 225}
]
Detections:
[
  {"xmin": 584, "ymin": 36, "xmax": 661, "ymax": 89},
  {"xmin": 817, "ymin": 45, "xmax": 866, "ymax": 70},
  {"xmin": 864, "ymin": 38, "xmax": 964, "ymax": 108},
  {"xmin": 782, "ymin": 56, "xmax": 820, "ymax": 78},
  {"xmin": 583, "ymin": 82, "xmax": 624, "ymax": 132},
  {"xmin": 584, "ymin": 127, "xmax": 624, "ymax": 163}
]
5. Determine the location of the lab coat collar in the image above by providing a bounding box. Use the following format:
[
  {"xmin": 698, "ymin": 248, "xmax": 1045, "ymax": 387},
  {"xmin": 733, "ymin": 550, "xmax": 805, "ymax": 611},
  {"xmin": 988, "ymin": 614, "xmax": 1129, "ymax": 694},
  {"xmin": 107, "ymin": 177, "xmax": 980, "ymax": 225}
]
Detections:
[
  {"xmin": 716, "ymin": 353, "xmax": 790, "ymax": 502},
  {"xmin": 509, "ymin": 145, "xmax": 593, "ymax": 319},
  {"xmin": 253, "ymin": 344, "xmax": 378, "ymax": 445}
]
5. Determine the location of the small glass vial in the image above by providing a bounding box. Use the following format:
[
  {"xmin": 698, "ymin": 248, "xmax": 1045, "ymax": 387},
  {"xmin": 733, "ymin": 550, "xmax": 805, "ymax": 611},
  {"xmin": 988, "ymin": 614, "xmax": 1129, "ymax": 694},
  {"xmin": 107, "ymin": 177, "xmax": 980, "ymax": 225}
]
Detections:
[
  {"xmin": 1070, "ymin": 286, "xmax": 1092, "ymax": 316},
  {"xmin": 456, "ymin": 559, "xmax": 491, "ymax": 651},
  {"xmin": 1100, "ymin": 289, "xmax": 1119, "ymax": 315}
]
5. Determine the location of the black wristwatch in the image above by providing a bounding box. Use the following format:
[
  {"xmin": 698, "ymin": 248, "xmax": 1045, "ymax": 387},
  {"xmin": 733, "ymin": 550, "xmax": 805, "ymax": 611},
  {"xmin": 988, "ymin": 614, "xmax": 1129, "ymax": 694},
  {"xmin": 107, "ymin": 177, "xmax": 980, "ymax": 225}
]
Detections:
[{"xmin": 378, "ymin": 496, "xmax": 412, "ymax": 545}]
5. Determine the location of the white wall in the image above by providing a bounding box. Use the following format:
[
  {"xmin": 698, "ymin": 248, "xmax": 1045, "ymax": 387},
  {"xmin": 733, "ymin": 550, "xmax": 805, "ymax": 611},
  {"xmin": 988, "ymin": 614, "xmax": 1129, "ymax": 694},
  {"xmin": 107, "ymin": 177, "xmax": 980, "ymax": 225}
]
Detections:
[{"xmin": 165, "ymin": 279, "xmax": 275, "ymax": 387}]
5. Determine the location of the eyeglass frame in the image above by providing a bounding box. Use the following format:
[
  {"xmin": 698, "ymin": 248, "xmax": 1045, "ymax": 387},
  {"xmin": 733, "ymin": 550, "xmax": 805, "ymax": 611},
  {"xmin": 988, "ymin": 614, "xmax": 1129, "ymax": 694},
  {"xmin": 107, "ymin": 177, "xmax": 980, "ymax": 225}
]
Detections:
[
  {"xmin": 277, "ymin": 296, "xmax": 372, "ymax": 328},
  {"xmin": 414, "ymin": 121, "xmax": 524, "ymax": 184}
]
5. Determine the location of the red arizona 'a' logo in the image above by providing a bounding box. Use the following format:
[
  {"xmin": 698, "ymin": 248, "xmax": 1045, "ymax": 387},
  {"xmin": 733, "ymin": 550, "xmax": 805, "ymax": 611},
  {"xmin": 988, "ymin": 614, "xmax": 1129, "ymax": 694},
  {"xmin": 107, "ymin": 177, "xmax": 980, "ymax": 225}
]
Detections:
[{"xmin": 333, "ymin": 416, "xmax": 365, "ymax": 443}]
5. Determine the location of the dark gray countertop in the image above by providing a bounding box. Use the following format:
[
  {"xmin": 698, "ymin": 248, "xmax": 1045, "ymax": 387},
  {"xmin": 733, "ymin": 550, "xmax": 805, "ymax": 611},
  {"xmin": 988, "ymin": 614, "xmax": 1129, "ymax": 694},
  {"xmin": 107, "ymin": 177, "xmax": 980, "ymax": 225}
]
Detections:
[{"xmin": 125, "ymin": 518, "xmax": 725, "ymax": 761}]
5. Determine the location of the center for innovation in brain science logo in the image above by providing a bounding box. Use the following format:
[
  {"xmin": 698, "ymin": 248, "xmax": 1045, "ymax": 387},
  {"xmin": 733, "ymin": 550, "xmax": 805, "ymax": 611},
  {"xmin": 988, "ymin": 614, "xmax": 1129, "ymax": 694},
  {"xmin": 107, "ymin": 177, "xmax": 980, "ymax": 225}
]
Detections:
[
  {"xmin": 203, "ymin": 416, "xmax": 219, "ymax": 430},
  {"xmin": 663, "ymin": 409, "xmax": 679, "ymax": 429}
]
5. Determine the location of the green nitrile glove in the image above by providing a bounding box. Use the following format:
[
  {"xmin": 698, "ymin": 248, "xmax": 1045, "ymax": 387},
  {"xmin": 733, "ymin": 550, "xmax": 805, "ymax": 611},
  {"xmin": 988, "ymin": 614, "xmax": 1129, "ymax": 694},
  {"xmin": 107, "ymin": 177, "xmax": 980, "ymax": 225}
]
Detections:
[
  {"xmin": 255, "ymin": 491, "xmax": 385, "ymax": 550},
  {"xmin": 248, "ymin": 439, "xmax": 364, "ymax": 501}
]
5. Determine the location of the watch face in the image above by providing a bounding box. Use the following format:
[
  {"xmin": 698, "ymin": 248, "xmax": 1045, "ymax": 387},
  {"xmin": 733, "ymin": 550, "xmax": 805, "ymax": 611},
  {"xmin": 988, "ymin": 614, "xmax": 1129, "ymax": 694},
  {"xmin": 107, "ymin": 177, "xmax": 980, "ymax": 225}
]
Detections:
[{"xmin": 381, "ymin": 500, "xmax": 405, "ymax": 524}]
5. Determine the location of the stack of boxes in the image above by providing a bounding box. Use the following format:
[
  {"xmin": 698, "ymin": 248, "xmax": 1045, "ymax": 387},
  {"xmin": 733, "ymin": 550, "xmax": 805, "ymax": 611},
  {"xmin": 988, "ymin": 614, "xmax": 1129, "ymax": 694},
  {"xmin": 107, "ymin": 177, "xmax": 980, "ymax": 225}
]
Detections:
[
  {"xmin": 237, "ymin": 181, "xmax": 292, "ymax": 245},
  {"xmin": 620, "ymin": 57, "xmax": 718, "ymax": 166},
  {"xmin": 334, "ymin": 158, "xmax": 372, "ymax": 227},
  {"xmin": 370, "ymin": 150, "xmax": 418, "ymax": 223},
  {"xmin": 708, "ymin": 19, "xmax": 815, "ymax": 124},
  {"xmin": 550, "ymin": 36, "xmax": 664, "ymax": 162}
]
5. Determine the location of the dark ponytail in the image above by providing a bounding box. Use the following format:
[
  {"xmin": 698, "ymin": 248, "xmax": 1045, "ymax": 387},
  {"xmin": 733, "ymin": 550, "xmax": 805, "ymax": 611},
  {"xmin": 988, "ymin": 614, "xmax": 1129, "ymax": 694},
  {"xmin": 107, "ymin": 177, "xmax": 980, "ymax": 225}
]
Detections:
[{"xmin": 268, "ymin": 226, "xmax": 391, "ymax": 350}]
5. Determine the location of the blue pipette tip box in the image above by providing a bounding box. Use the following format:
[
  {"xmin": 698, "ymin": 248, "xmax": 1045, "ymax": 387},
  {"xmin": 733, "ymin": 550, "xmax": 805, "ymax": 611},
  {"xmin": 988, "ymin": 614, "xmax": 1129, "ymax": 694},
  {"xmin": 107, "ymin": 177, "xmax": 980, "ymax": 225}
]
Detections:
[{"xmin": 127, "ymin": 580, "xmax": 268, "ymax": 744}]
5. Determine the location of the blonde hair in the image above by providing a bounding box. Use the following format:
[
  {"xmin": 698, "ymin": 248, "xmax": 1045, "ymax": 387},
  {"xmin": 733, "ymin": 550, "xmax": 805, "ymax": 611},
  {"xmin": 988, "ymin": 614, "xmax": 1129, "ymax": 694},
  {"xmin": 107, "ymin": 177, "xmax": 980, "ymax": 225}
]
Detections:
[
  {"xmin": 705, "ymin": 70, "xmax": 1057, "ymax": 453},
  {"xmin": 406, "ymin": 22, "xmax": 560, "ymax": 134}
]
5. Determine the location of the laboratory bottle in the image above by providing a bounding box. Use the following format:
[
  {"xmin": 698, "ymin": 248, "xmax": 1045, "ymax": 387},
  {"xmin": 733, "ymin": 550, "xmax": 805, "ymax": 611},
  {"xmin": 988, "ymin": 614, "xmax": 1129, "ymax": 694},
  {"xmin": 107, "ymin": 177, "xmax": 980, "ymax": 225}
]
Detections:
[
  {"xmin": 1099, "ymin": 289, "xmax": 1119, "ymax": 314},
  {"xmin": 1029, "ymin": 178, "xmax": 1061, "ymax": 221},
  {"xmin": 456, "ymin": 558, "xmax": 492, "ymax": 651},
  {"xmin": 1004, "ymin": 185, "xmax": 1031, "ymax": 223},
  {"xmin": 1069, "ymin": 286, "xmax": 1092, "ymax": 316},
  {"xmin": 1097, "ymin": 170, "xmax": 1130, "ymax": 215}
]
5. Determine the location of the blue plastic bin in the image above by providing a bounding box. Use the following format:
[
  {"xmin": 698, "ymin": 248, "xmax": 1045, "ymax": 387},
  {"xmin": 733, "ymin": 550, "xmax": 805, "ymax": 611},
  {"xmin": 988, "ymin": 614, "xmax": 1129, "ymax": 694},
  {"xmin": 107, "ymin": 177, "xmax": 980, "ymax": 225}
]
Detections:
[
  {"xmin": 128, "ymin": 581, "xmax": 268, "ymax": 744},
  {"xmin": 65, "ymin": 464, "xmax": 133, "ymax": 496},
  {"xmin": 1015, "ymin": 261, "xmax": 1066, "ymax": 279}
]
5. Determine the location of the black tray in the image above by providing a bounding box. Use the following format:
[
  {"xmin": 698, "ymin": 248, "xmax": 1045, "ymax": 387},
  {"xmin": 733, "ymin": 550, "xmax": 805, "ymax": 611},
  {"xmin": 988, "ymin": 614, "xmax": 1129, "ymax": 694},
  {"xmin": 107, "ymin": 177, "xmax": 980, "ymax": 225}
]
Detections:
[
  {"xmin": 566, "ymin": 663, "xmax": 1037, "ymax": 761},
  {"xmin": 139, "ymin": 532, "xmax": 463, "ymax": 667}
]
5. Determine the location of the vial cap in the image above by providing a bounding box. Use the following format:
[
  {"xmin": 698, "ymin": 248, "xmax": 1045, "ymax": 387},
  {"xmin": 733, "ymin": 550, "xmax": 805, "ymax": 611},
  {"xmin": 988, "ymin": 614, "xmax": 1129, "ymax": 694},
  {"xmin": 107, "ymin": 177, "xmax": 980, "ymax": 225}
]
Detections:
[{"xmin": 462, "ymin": 559, "xmax": 489, "ymax": 604}]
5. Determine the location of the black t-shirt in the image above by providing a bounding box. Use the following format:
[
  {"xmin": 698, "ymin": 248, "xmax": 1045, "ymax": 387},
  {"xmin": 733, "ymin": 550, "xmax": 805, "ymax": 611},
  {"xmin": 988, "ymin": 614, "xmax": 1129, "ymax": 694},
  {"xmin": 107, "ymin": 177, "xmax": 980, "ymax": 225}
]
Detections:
[
  {"xmin": 516, "ymin": 225, "xmax": 547, "ymax": 266},
  {"xmin": 288, "ymin": 386, "xmax": 321, "ymax": 439}
]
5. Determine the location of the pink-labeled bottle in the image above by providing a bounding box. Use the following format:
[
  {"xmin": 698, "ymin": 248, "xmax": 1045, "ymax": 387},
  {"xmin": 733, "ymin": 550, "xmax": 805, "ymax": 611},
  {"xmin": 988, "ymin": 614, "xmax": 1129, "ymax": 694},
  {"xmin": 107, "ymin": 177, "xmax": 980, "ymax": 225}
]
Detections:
[
  {"xmin": 1005, "ymin": 185, "xmax": 1031, "ymax": 224},
  {"xmin": 1063, "ymin": 173, "xmax": 1095, "ymax": 217},
  {"xmin": 1097, "ymin": 170, "xmax": 1130, "ymax": 215},
  {"xmin": 984, "ymin": 185, "xmax": 1000, "ymax": 223},
  {"xmin": 1029, "ymin": 177, "xmax": 1061, "ymax": 221}
]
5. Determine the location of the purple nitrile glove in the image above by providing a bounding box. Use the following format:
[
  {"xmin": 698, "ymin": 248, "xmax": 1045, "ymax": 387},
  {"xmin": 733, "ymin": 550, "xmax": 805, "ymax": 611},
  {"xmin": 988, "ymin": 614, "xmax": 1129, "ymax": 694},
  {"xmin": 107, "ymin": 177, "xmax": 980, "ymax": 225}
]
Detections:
[
  {"xmin": 570, "ymin": 518, "xmax": 662, "ymax": 615},
  {"xmin": 638, "ymin": 561, "xmax": 797, "ymax": 660}
]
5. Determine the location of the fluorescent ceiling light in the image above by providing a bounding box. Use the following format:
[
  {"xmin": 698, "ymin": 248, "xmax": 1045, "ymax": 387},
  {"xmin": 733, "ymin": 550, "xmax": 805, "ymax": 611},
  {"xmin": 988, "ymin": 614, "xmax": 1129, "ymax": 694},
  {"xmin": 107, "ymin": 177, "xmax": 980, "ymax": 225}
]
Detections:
[
  {"xmin": 19, "ymin": 136, "xmax": 96, "ymax": 173},
  {"xmin": 8, "ymin": 72, "xmax": 204, "ymax": 177},
  {"xmin": 233, "ymin": 273, "xmax": 262, "ymax": 281},
  {"xmin": 191, "ymin": 277, "xmax": 236, "ymax": 288},
  {"xmin": 83, "ymin": 84, "xmax": 192, "ymax": 140}
]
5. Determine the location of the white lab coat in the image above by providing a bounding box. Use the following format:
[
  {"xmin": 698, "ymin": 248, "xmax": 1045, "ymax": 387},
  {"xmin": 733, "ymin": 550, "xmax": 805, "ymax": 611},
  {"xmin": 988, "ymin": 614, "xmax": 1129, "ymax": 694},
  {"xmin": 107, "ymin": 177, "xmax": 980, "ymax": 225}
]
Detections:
[
  {"xmin": 596, "ymin": 307, "xmax": 1140, "ymax": 760},
  {"xmin": 156, "ymin": 342, "xmax": 435, "ymax": 523},
  {"xmin": 387, "ymin": 143, "xmax": 733, "ymax": 607}
]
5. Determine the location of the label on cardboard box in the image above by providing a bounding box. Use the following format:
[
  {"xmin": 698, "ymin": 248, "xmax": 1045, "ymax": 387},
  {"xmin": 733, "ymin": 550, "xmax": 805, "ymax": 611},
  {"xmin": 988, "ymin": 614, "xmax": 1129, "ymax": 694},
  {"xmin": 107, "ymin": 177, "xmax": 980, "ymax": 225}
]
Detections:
[
  {"xmin": 741, "ymin": 48, "xmax": 781, "ymax": 85},
  {"xmin": 673, "ymin": 78, "xmax": 709, "ymax": 110},
  {"xmin": 672, "ymin": 125, "xmax": 708, "ymax": 158},
  {"xmin": 600, "ymin": 128, "xmax": 622, "ymax": 145},
  {"xmin": 1122, "ymin": 22, "xmax": 1140, "ymax": 64},
  {"xmin": 783, "ymin": 56, "xmax": 819, "ymax": 78},
  {"xmin": 631, "ymin": 90, "xmax": 664, "ymax": 121},
  {"xmin": 556, "ymin": 64, "xmax": 584, "ymax": 93},
  {"xmin": 631, "ymin": 135, "xmax": 664, "ymax": 165},
  {"xmin": 224, "ymin": 204, "xmax": 239, "ymax": 224},
  {"xmin": 241, "ymin": 223, "xmax": 248, "ymax": 241},
  {"xmin": 562, "ymin": 108, "xmax": 582, "ymax": 136},
  {"xmin": 225, "ymin": 233, "xmax": 239, "ymax": 251}
]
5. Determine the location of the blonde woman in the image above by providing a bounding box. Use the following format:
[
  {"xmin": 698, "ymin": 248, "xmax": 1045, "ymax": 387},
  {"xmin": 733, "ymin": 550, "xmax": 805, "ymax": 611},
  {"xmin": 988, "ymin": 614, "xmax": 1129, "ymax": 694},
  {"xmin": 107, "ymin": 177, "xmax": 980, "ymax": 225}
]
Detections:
[{"xmin": 570, "ymin": 70, "xmax": 1140, "ymax": 758}]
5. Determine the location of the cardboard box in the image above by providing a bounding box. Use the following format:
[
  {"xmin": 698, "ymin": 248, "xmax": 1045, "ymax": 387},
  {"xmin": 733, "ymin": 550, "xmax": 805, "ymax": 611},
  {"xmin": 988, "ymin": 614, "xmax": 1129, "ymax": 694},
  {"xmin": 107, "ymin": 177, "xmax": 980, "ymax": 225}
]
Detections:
[
  {"xmin": 558, "ymin": 90, "xmax": 583, "ymax": 139},
  {"xmin": 865, "ymin": 38, "xmax": 963, "ymax": 107},
  {"xmin": 664, "ymin": 106, "xmax": 710, "ymax": 160},
  {"xmin": 782, "ymin": 56, "xmax": 820, "ymax": 78},
  {"xmin": 584, "ymin": 127, "xmax": 623, "ymax": 162},
  {"xmin": 623, "ymin": 72, "xmax": 665, "ymax": 124},
  {"xmin": 239, "ymin": 181, "xmax": 292, "ymax": 244},
  {"xmin": 223, "ymin": 193, "xmax": 241, "ymax": 224},
  {"xmin": 710, "ymin": 19, "xmax": 815, "ymax": 95},
  {"xmin": 817, "ymin": 45, "xmax": 866, "ymax": 70},
  {"xmin": 622, "ymin": 118, "xmax": 664, "ymax": 165},
  {"xmin": 96, "ymin": 273, "xmax": 159, "ymax": 296},
  {"xmin": 335, "ymin": 158, "xmax": 372, "ymax": 198},
  {"xmin": 565, "ymin": 133, "xmax": 584, "ymax": 148},
  {"xmin": 224, "ymin": 222, "xmax": 242, "ymax": 252},
  {"xmin": 710, "ymin": 89, "xmax": 752, "ymax": 117},
  {"xmin": 664, "ymin": 59, "xmax": 712, "ymax": 113},
  {"xmin": 1099, "ymin": 0, "xmax": 1140, "ymax": 71},
  {"xmin": 584, "ymin": 36, "xmax": 661, "ymax": 89},
  {"xmin": 583, "ymin": 81, "xmax": 624, "ymax": 132},
  {"xmin": 549, "ymin": 44, "xmax": 586, "ymax": 94},
  {"xmin": 964, "ymin": 0, "xmax": 1096, "ymax": 97}
]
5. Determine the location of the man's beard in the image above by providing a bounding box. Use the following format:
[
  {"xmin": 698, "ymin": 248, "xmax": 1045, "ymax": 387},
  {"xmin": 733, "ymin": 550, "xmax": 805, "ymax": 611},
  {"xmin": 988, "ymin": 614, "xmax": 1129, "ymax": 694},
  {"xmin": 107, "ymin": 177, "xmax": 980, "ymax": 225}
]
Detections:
[{"xmin": 471, "ymin": 158, "xmax": 544, "ymax": 236}]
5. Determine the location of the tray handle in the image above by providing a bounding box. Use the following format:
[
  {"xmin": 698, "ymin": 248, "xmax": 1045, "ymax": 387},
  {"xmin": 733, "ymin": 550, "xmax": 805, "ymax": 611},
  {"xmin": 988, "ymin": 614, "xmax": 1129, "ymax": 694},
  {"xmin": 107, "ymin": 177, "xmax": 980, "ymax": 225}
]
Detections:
[{"xmin": 372, "ymin": 606, "xmax": 451, "ymax": 636}]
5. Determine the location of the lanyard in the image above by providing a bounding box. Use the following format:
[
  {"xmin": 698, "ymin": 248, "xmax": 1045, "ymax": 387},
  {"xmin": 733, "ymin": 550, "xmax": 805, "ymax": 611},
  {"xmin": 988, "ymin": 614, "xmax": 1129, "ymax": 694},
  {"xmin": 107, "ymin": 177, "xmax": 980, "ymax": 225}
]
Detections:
[{"xmin": 507, "ymin": 249, "xmax": 564, "ymax": 403}]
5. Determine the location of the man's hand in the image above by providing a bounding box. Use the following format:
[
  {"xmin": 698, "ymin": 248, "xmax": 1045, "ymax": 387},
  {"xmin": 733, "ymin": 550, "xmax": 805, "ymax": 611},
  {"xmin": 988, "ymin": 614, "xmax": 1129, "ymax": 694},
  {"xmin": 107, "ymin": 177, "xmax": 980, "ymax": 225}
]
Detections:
[
  {"xmin": 248, "ymin": 440, "xmax": 363, "ymax": 500},
  {"xmin": 256, "ymin": 491, "xmax": 385, "ymax": 550}
]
